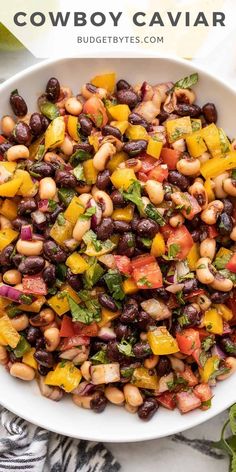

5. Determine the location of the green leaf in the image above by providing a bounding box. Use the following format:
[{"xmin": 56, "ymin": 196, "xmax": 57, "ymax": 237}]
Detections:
[
  {"xmin": 69, "ymin": 149, "xmax": 92, "ymax": 167},
  {"xmin": 211, "ymin": 403, "xmax": 236, "ymax": 472},
  {"xmin": 230, "ymin": 404, "xmax": 236, "ymax": 435},
  {"xmin": 82, "ymin": 230, "xmax": 102, "ymax": 252},
  {"xmin": 104, "ymin": 269, "xmax": 125, "ymax": 301},
  {"xmin": 167, "ymin": 376, "xmax": 188, "ymax": 391},
  {"xmin": 167, "ymin": 243, "xmax": 180, "ymax": 260},
  {"xmin": 140, "ymin": 237, "xmax": 152, "ymax": 248},
  {"xmin": 176, "ymin": 290, "xmax": 185, "ymax": 305},
  {"xmin": 219, "ymin": 269, "xmax": 236, "ymax": 284},
  {"xmin": 214, "ymin": 253, "xmax": 232, "ymax": 270},
  {"xmin": 56, "ymin": 263, "xmax": 67, "ymax": 281},
  {"xmin": 95, "ymin": 111, "xmax": 103, "ymax": 128},
  {"xmin": 39, "ymin": 100, "xmax": 60, "ymax": 120},
  {"xmin": 57, "ymin": 213, "xmax": 66, "ymax": 226},
  {"xmin": 172, "ymin": 73, "xmax": 198, "ymax": 91},
  {"xmin": 122, "ymin": 180, "xmax": 144, "ymax": 213},
  {"xmin": 58, "ymin": 188, "xmax": 76, "ymax": 206},
  {"xmin": 201, "ymin": 335, "xmax": 215, "ymax": 352},
  {"xmin": 83, "ymin": 257, "xmax": 105, "ymax": 289},
  {"xmin": 145, "ymin": 203, "xmax": 166, "ymax": 226},
  {"xmin": 137, "ymin": 276, "xmax": 152, "ymax": 288},
  {"xmin": 90, "ymin": 350, "xmax": 109, "ymax": 364},
  {"xmin": 73, "ymin": 163, "xmax": 85, "ymax": 181},
  {"xmin": 13, "ymin": 336, "xmax": 31, "ymax": 358},
  {"xmin": 48, "ymin": 199, "xmax": 58, "ymax": 212},
  {"xmin": 68, "ymin": 295, "xmax": 100, "ymax": 324},
  {"xmin": 79, "ymin": 206, "xmax": 96, "ymax": 220},
  {"xmin": 117, "ymin": 339, "xmax": 135, "ymax": 357},
  {"xmin": 35, "ymin": 144, "xmax": 45, "ymax": 161}
]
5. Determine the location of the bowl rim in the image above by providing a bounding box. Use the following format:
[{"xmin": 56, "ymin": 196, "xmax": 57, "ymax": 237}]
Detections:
[{"xmin": 0, "ymin": 54, "xmax": 235, "ymax": 442}]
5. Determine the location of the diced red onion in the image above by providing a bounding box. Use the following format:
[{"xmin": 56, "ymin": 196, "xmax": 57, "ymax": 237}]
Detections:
[
  {"xmin": 211, "ymin": 344, "xmax": 226, "ymax": 359},
  {"xmin": 141, "ymin": 299, "xmax": 171, "ymax": 320},
  {"xmin": 223, "ymin": 322, "xmax": 232, "ymax": 335},
  {"xmin": 176, "ymin": 261, "xmax": 190, "ymax": 279},
  {"xmin": 32, "ymin": 233, "xmax": 44, "ymax": 241},
  {"xmin": 166, "ymin": 283, "xmax": 185, "ymax": 294},
  {"xmin": 0, "ymin": 284, "xmax": 22, "ymax": 302},
  {"xmin": 38, "ymin": 199, "xmax": 49, "ymax": 212},
  {"xmin": 32, "ymin": 210, "xmax": 46, "ymax": 225},
  {"xmin": 165, "ymin": 275, "xmax": 175, "ymax": 284},
  {"xmin": 98, "ymin": 327, "xmax": 116, "ymax": 341},
  {"xmin": 88, "ymin": 198, "xmax": 102, "ymax": 229},
  {"xmin": 72, "ymin": 381, "xmax": 95, "ymax": 396},
  {"xmin": 20, "ymin": 225, "xmax": 33, "ymax": 241}
]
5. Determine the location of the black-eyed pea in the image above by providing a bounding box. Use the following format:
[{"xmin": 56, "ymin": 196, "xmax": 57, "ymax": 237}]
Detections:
[
  {"xmin": 223, "ymin": 178, "xmax": 236, "ymax": 197},
  {"xmin": 189, "ymin": 181, "xmax": 208, "ymax": 209},
  {"xmin": 78, "ymin": 193, "xmax": 92, "ymax": 207},
  {"xmin": 11, "ymin": 314, "xmax": 29, "ymax": 331},
  {"xmin": 39, "ymin": 177, "xmax": 57, "ymax": 199},
  {"xmin": 169, "ymin": 213, "xmax": 185, "ymax": 228},
  {"xmin": 80, "ymin": 361, "xmax": 92, "ymax": 381},
  {"xmin": 169, "ymin": 356, "xmax": 185, "ymax": 372},
  {"xmin": 76, "ymin": 184, "xmax": 92, "ymax": 195},
  {"xmin": 73, "ymin": 217, "xmax": 91, "ymax": 241},
  {"xmin": 172, "ymin": 138, "xmax": 186, "ymax": 152},
  {"xmin": 56, "ymin": 86, "xmax": 72, "ymax": 108},
  {"xmin": 1, "ymin": 115, "xmax": 15, "ymax": 136},
  {"xmin": 210, "ymin": 274, "xmax": 233, "ymax": 292},
  {"xmin": 44, "ymin": 327, "xmax": 60, "ymax": 352},
  {"xmin": 0, "ymin": 216, "xmax": 12, "ymax": 229},
  {"xmin": 40, "ymin": 321, "xmax": 58, "ymax": 333},
  {"xmin": 93, "ymin": 143, "xmax": 116, "ymax": 171},
  {"xmin": 60, "ymin": 135, "xmax": 74, "ymax": 156},
  {"xmin": 38, "ymin": 376, "xmax": 63, "ymax": 401},
  {"xmin": 0, "ymin": 346, "xmax": 9, "ymax": 365},
  {"xmin": 176, "ymin": 158, "xmax": 200, "ymax": 176},
  {"xmin": 123, "ymin": 384, "xmax": 143, "ymax": 407},
  {"xmin": 30, "ymin": 308, "xmax": 55, "ymax": 327},
  {"xmin": 201, "ymin": 200, "xmax": 224, "ymax": 225},
  {"xmin": 93, "ymin": 189, "xmax": 113, "ymax": 217},
  {"xmin": 144, "ymin": 355, "xmax": 159, "ymax": 369},
  {"xmin": 3, "ymin": 269, "xmax": 22, "ymax": 285},
  {"xmin": 72, "ymin": 394, "xmax": 93, "ymax": 409},
  {"xmin": 200, "ymin": 238, "xmax": 216, "ymax": 261},
  {"xmin": 145, "ymin": 180, "xmax": 164, "ymax": 205},
  {"xmin": 65, "ymin": 97, "xmax": 83, "ymax": 116},
  {"xmin": 213, "ymin": 173, "xmax": 229, "ymax": 198},
  {"xmin": 105, "ymin": 386, "xmax": 125, "ymax": 405},
  {"xmin": 217, "ymin": 357, "xmax": 236, "ymax": 380},
  {"xmin": 198, "ymin": 151, "xmax": 211, "ymax": 165},
  {"xmin": 197, "ymin": 293, "xmax": 212, "ymax": 311},
  {"xmin": 119, "ymin": 158, "xmax": 142, "ymax": 172},
  {"xmin": 6, "ymin": 144, "xmax": 29, "ymax": 161},
  {"xmin": 196, "ymin": 257, "xmax": 215, "ymax": 284},
  {"xmin": 230, "ymin": 226, "xmax": 236, "ymax": 241},
  {"xmin": 174, "ymin": 88, "xmax": 196, "ymax": 104},
  {"xmin": 10, "ymin": 362, "xmax": 35, "ymax": 381},
  {"xmin": 16, "ymin": 239, "xmax": 43, "ymax": 256},
  {"xmin": 125, "ymin": 402, "xmax": 138, "ymax": 414}
]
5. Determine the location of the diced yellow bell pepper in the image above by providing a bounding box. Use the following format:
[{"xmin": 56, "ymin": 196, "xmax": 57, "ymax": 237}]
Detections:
[
  {"xmin": 84, "ymin": 241, "xmax": 116, "ymax": 257},
  {"xmin": 215, "ymin": 247, "xmax": 232, "ymax": 261},
  {"xmin": 98, "ymin": 307, "xmax": 120, "ymax": 327},
  {"xmin": 15, "ymin": 170, "xmax": 37, "ymax": 197},
  {"xmin": 109, "ymin": 104, "xmax": 131, "ymax": 121},
  {"xmin": 201, "ymin": 152, "xmax": 236, "ymax": 179},
  {"xmin": 0, "ymin": 162, "xmax": 17, "ymax": 173},
  {"xmin": 0, "ymin": 296, "xmax": 11, "ymax": 311},
  {"xmin": 125, "ymin": 124, "xmax": 149, "ymax": 141},
  {"xmin": 45, "ymin": 361, "xmax": 82, "ymax": 393},
  {"xmin": 64, "ymin": 196, "xmax": 84, "ymax": 225},
  {"xmin": 91, "ymin": 72, "xmax": 116, "ymax": 93},
  {"xmin": 147, "ymin": 326, "xmax": 179, "ymax": 355},
  {"xmin": 187, "ymin": 243, "xmax": 200, "ymax": 271},
  {"xmin": 218, "ymin": 128, "xmax": 231, "ymax": 155},
  {"xmin": 107, "ymin": 151, "xmax": 128, "ymax": 172},
  {"xmin": 19, "ymin": 296, "xmax": 46, "ymax": 313},
  {"xmin": 111, "ymin": 168, "xmax": 137, "ymax": 190},
  {"xmin": 151, "ymin": 233, "xmax": 166, "ymax": 257},
  {"xmin": 201, "ymin": 124, "xmax": 222, "ymax": 158},
  {"xmin": 0, "ymin": 314, "xmax": 20, "ymax": 348},
  {"xmin": 0, "ymin": 177, "xmax": 23, "ymax": 197},
  {"xmin": 191, "ymin": 119, "xmax": 202, "ymax": 132},
  {"xmin": 66, "ymin": 252, "xmax": 89, "ymax": 274},
  {"xmin": 0, "ymin": 199, "xmax": 18, "ymax": 220},
  {"xmin": 47, "ymin": 284, "xmax": 80, "ymax": 316},
  {"xmin": 204, "ymin": 178, "xmax": 215, "ymax": 202},
  {"xmin": 203, "ymin": 308, "xmax": 223, "ymax": 335},
  {"xmin": 131, "ymin": 367, "xmax": 159, "ymax": 389},
  {"xmin": 0, "ymin": 228, "xmax": 18, "ymax": 251},
  {"xmin": 110, "ymin": 120, "xmax": 129, "ymax": 134},
  {"xmin": 45, "ymin": 116, "xmax": 65, "ymax": 150},
  {"xmin": 199, "ymin": 356, "xmax": 219, "ymax": 383},
  {"xmin": 165, "ymin": 116, "xmax": 192, "ymax": 143},
  {"xmin": 214, "ymin": 304, "xmax": 233, "ymax": 321},
  {"xmin": 88, "ymin": 135, "xmax": 99, "ymax": 152},
  {"xmin": 67, "ymin": 115, "xmax": 80, "ymax": 141},
  {"xmin": 122, "ymin": 278, "xmax": 138, "ymax": 295},
  {"xmin": 22, "ymin": 347, "xmax": 37, "ymax": 369},
  {"xmin": 50, "ymin": 218, "xmax": 73, "ymax": 247},
  {"xmin": 112, "ymin": 205, "xmax": 134, "ymax": 222},
  {"xmin": 83, "ymin": 159, "xmax": 98, "ymax": 185},
  {"xmin": 29, "ymin": 135, "xmax": 44, "ymax": 160},
  {"xmin": 146, "ymin": 138, "xmax": 163, "ymax": 159},
  {"xmin": 186, "ymin": 131, "xmax": 207, "ymax": 158}
]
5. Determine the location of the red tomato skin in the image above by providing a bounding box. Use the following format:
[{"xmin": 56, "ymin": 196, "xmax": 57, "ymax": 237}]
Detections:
[
  {"xmin": 137, "ymin": 171, "xmax": 149, "ymax": 182},
  {"xmin": 0, "ymin": 135, "xmax": 6, "ymax": 145},
  {"xmin": 160, "ymin": 148, "xmax": 181, "ymax": 170},
  {"xmin": 114, "ymin": 255, "xmax": 132, "ymax": 275},
  {"xmin": 157, "ymin": 392, "xmax": 176, "ymax": 410},
  {"xmin": 60, "ymin": 335, "xmax": 90, "ymax": 351},
  {"xmin": 194, "ymin": 384, "xmax": 213, "ymax": 403},
  {"xmin": 22, "ymin": 276, "xmax": 47, "ymax": 295},
  {"xmin": 131, "ymin": 254, "xmax": 156, "ymax": 270},
  {"xmin": 226, "ymin": 254, "xmax": 236, "ymax": 273},
  {"xmin": 180, "ymin": 194, "xmax": 201, "ymax": 220},
  {"xmin": 207, "ymin": 225, "xmax": 218, "ymax": 239},
  {"xmin": 131, "ymin": 255, "xmax": 163, "ymax": 289},
  {"xmin": 176, "ymin": 329, "xmax": 201, "ymax": 355},
  {"xmin": 160, "ymin": 224, "xmax": 175, "ymax": 241},
  {"xmin": 167, "ymin": 225, "xmax": 194, "ymax": 261},
  {"xmin": 83, "ymin": 96, "xmax": 108, "ymax": 127},
  {"xmin": 60, "ymin": 315, "xmax": 75, "ymax": 337},
  {"xmin": 139, "ymin": 155, "xmax": 157, "ymax": 173},
  {"xmin": 176, "ymin": 391, "xmax": 201, "ymax": 414},
  {"xmin": 226, "ymin": 295, "xmax": 236, "ymax": 326},
  {"xmin": 147, "ymin": 165, "xmax": 168, "ymax": 182},
  {"xmin": 180, "ymin": 366, "xmax": 198, "ymax": 387},
  {"xmin": 73, "ymin": 322, "xmax": 99, "ymax": 337}
]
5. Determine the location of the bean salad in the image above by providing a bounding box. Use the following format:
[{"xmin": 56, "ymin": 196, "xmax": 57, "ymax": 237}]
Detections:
[{"xmin": 0, "ymin": 71, "xmax": 235, "ymax": 420}]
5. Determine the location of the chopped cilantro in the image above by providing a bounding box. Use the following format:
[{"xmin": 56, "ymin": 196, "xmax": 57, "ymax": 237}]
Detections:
[
  {"xmin": 80, "ymin": 206, "xmax": 96, "ymax": 220},
  {"xmin": 201, "ymin": 335, "xmax": 215, "ymax": 352},
  {"xmin": 57, "ymin": 213, "xmax": 66, "ymax": 226},
  {"xmin": 68, "ymin": 295, "xmax": 100, "ymax": 324},
  {"xmin": 122, "ymin": 180, "xmax": 144, "ymax": 213},
  {"xmin": 137, "ymin": 276, "xmax": 152, "ymax": 288},
  {"xmin": 167, "ymin": 376, "xmax": 188, "ymax": 391},
  {"xmin": 73, "ymin": 163, "xmax": 85, "ymax": 181},
  {"xmin": 82, "ymin": 230, "xmax": 102, "ymax": 252},
  {"xmin": 90, "ymin": 350, "xmax": 109, "ymax": 364},
  {"xmin": 117, "ymin": 339, "xmax": 135, "ymax": 357},
  {"xmin": 104, "ymin": 269, "xmax": 125, "ymax": 301},
  {"xmin": 170, "ymin": 73, "xmax": 198, "ymax": 92},
  {"xmin": 167, "ymin": 243, "xmax": 180, "ymax": 260},
  {"xmin": 48, "ymin": 200, "xmax": 57, "ymax": 212},
  {"xmin": 145, "ymin": 203, "xmax": 166, "ymax": 226},
  {"xmin": 69, "ymin": 149, "xmax": 92, "ymax": 167},
  {"xmin": 176, "ymin": 290, "xmax": 185, "ymax": 305},
  {"xmin": 83, "ymin": 257, "xmax": 105, "ymax": 289}
]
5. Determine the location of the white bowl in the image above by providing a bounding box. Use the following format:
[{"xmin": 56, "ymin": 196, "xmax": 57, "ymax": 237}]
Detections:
[{"xmin": 0, "ymin": 57, "xmax": 235, "ymax": 442}]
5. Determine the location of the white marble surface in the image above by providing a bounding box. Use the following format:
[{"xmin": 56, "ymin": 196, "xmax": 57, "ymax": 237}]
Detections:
[{"xmin": 0, "ymin": 47, "xmax": 232, "ymax": 472}]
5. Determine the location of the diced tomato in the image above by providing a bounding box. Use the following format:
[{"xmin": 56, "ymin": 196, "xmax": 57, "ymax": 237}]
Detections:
[
  {"xmin": 180, "ymin": 366, "xmax": 198, "ymax": 387},
  {"xmin": 60, "ymin": 315, "xmax": 75, "ymax": 337},
  {"xmin": 160, "ymin": 148, "xmax": 181, "ymax": 170},
  {"xmin": 226, "ymin": 295, "xmax": 236, "ymax": 326},
  {"xmin": 192, "ymin": 348, "xmax": 201, "ymax": 366},
  {"xmin": 139, "ymin": 155, "xmax": 157, "ymax": 173},
  {"xmin": 160, "ymin": 224, "xmax": 175, "ymax": 241},
  {"xmin": 176, "ymin": 329, "xmax": 201, "ymax": 355},
  {"xmin": 195, "ymin": 328, "xmax": 211, "ymax": 340},
  {"xmin": 157, "ymin": 392, "xmax": 176, "ymax": 410},
  {"xmin": 22, "ymin": 276, "xmax": 47, "ymax": 295},
  {"xmin": 73, "ymin": 321, "xmax": 99, "ymax": 337},
  {"xmin": 147, "ymin": 165, "xmax": 168, "ymax": 182},
  {"xmin": 194, "ymin": 384, "xmax": 213, "ymax": 404},
  {"xmin": 207, "ymin": 225, "xmax": 218, "ymax": 239},
  {"xmin": 185, "ymin": 289, "xmax": 205, "ymax": 301},
  {"xmin": 167, "ymin": 225, "xmax": 194, "ymax": 261},
  {"xmin": 0, "ymin": 135, "xmax": 6, "ymax": 145},
  {"xmin": 83, "ymin": 96, "xmax": 108, "ymax": 128},
  {"xmin": 114, "ymin": 255, "xmax": 132, "ymax": 275},
  {"xmin": 131, "ymin": 254, "xmax": 163, "ymax": 289},
  {"xmin": 226, "ymin": 253, "xmax": 236, "ymax": 273},
  {"xmin": 176, "ymin": 391, "xmax": 201, "ymax": 414},
  {"xmin": 180, "ymin": 194, "xmax": 201, "ymax": 221},
  {"xmin": 137, "ymin": 171, "xmax": 149, "ymax": 182},
  {"xmin": 60, "ymin": 335, "xmax": 90, "ymax": 351},
  {"xmin": 223, "ymin": 321, "xmax": 232, "ymax": 335}
]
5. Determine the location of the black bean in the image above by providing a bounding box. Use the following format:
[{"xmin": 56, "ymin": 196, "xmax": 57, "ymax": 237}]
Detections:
[
  {"xmin": 110, "ymin": 190, "xmax": 126, "ymax": 207},
  {"xmin": 102, "ymin": 125, "xmax": 122, "ymax": 140},
  {"xmin": 98, "ymin": 293, "xmax": 117, "ymax": 312},
  {"xmin": 43, "ymin": 240, "xmax": 67, "ymax": 263},
  {"xmin": 218, "ymin": 212, "xmax": 233, "ymax": 235},
  {"xmin": 133, "ymin": 342, "xmax": 152, "ymax": 358},
  {"xmin": 38, "ymin": 365, "xmax": 50, "ymax": 376},
  {"xmin": 78, "ymin": 114, "xmax": 93, "ymax": 136},
  {"xmin": 0, "ymin": 142, "xmax": 12, "ymax": 156},
  {"xmin": 91, "ymin": 341, "xmax": 107, "ymax": 355},
  {"xmin": 120, "ymin": 299, "xmax": 139, "ymax": 324},
  {"xmin": 12, "ymin": 254, "xmax": 24, "ymax": 268},
  {"xmin": 30, "ymin": 162, "xmax": 54, "ymax": 177},
  {"xmin": 138, "ymin": 398, "xmax": 158, "ymax": 421},
  {"xmin": 175, "ymin": 103, "xmax": 201, "ymax": 118},
  {"xmin": 168, "ymin": 171, "xmax": 190, "ymax": 191},
  {"xmin": 96, "ymin": 170, "xmax": 111, "ymax": 190},
  {"xmin": 123, "ymin": 140, "xmax": 147, "ymax": 157},
  {"xmin": 157, "ymin": 109, "xmax": 169, "ymax": 124},
  {"xmin": 190, "ymin": 215, "xmax": 201, "ymax": 229},
  {"xmin": 95, "ymin": 218, "xmax": 114, "ymax": 241},
  {"xmin": 29, "ymin": 112, "xmax": 44, "ymax": 136},
  {"xmin": 210, "ymin": 291, "xmax": 230, "ymax": 303},
  {"xmin": 152, "ymin": 288, "xmax": 170, "ymax": 302},
  {"xmin": 90, "ymin": 392, "xmax": 107, "ymax": 413},
  {"xmin": 18, "ymin": 256, "xmax": 45, "ymax": 275},
  {"xmin": 46, "ymin": 205, "xmax": 64, "ymax": 224},
  {"xmin": 55, "ymin": 170, "xmax": 77, "ymax": 188},
  {"xmin": 46, "ymin": 77, "xmax": 60, "ymax": 103},
  {"xmin": 183, "ymin": 278, "xmax": 198, "ymax": 294},
  {"xmin": 137, "ymin": 310, "xmax": 154, "ymax": 331},
  {"xmin": 10, "ymin": 92, "xmax": 27, "ymax": 117},
  {"xmin": 0, "ymin": 244, "xmax": 14, "ymax": 266},
  {"xmin": 128, "ymin": 112, "xmax": 149, "ymax": 129},
  {"xmin": 14, "ymin": 121, "xmax": 31, "ymax": 145},
  {"xmin": 114, "ymin": 323, "xmax": 132, "ymax": 341},
  {"xmin": 156, "ymin": 357, "xmax": 172, "ymax": 377},
  {"xmin": 219, "ymin": 337, "xmax": 236, "ymax": 357},
  {"xmin": 117, "ymin": 232, "xmax": 135, "ymax": 257},
  {"xmin": 202, "ymin": 103, "xmax": 217, "ymax": 123},
  {"xmin": 18, "ymin": 198, "xmax": 37, "ymax": 216},
  {"xmin": 191, "ymin": 230, "xmax": 200, "ymax": 242},
  {"xmin": 42, "ymin": 265, "xmax": 56, "ymax": 286},
  {"xmin": 26, "ymin": 326, "xmax": 41, "ymax": 346},
  {"xmin": 222, "ymin": 199, "xmax": 233, "ymax": 216},
  {"xmin": 41, "ymin": 115, "xmax": 50, "ymax": 130},
  {"xmin": 181, "ymin": 304, "xmax": 201, "ymax": 328},
  {"xmin": 66, "ymin": 270, "xmax": 81, "ymax": 291},
  {"xmin": 73, "ymin": 142, "xmax": 94, "ymax": 154},
  {"xmin": 107, "ymin": 341, "xmax": 123, "ymax": 362},
  {"xmin": 136, "ymin": 218, "xmax": 159, "ymax": 238},
  {"xmin": 131, "ymin": 214, "xmax": 140, "ymax": 231},
  {"xmin": 35, "ymin": 338, "xmax": 46, "ymax": 350},
  {"xmin": 34, "ymin": 349, "xmax": 55, "ymax": 368},
  {"xmin": 116, "ymin": 79, "xmax": 131, "ymax": 91},
  {"xmin": 116, "ymin": 89, "xmax": 139, "ymax": 109},
  {"xmin": 113, "ymin": 221, "xmax": 131, "ymax": 233}
]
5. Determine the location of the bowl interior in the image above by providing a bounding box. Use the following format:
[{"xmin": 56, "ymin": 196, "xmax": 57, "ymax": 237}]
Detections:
[{"xmin": 0, "ymin": 57, "xmax": 236, "ymax": 442}]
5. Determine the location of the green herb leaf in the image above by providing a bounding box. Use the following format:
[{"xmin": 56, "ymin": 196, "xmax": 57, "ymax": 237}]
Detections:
[
  {"xmin": 137, "ymin": 276, "xmax": 152, "ymax": 288},
  {"xmin": 122, "ymin": 180, "xmax": 144, "ymax": 213},
  {"xmin": 39, "ymin": 100, "xmax": 60, "ymax": 120},
  {"xmin": 211, "ymin": 403, "xmax": 236, "ymax": 472},
  {"xmin": 167, "ymin": 376, "xmax": 188, "ymax": 391},
  {"xmin": 140, "ymin": 237, "xmax": 152, "ymax": 248},
  {"xmin": 104, "ymin": 269, "xmax": 125, "ymax": 301},
  {"xmin": 176, "ymin": 290, "xmax": 185, "ymax": 305},
  {"xmin": 145, "ymin": 203, "xmax": 166, "ymax": 226},
  {"xmin": 73, "ymin": 163, "xmax": 85, "ymax": 181},
  {"xmin": 68, "ymin": 295, "xmax": 100, "ymax": 324},
  {"xmin": 95, "ymin": 112, "xmax": 103, "ymax": 128},
  {"xmin": 56, "ymin": 263, "xmax": 67, "ymax": 281},
  {"xmin": 35, "ymin": 144, "xmax": 45, "ymax": 161},
  {"xmin": 83, "ymin": 257, "xmax": 105, "ymax": 289},
  {"xmin": 82, "ymin": 230, "xmax": 102, "ymax": 252},
  {"xmin": 79, "ymin": 206, "xmax": 96, "ymax": 220},
  {"xmin": 57, "ymin": 213, "xmax": 66, "ymax": 226},
  {"xmin": 201, "ymin": 335, "xmax": 215, "ymax": 352},
  {"xmin": 219, "ymin": 269, "xmax": 236, "ymax": 284},
  {"xmin": 90, "ymin": 350, "xmax": 109, "ymax": 364},
  {"xmin": 48, "ymin": 200, "xmax": 57, "ymax": 212},
  {"xmin": 58, "ymin": 188, "xmax": 76, "ymax": 206},
  {"xmin": 13, "ymin": 336, "xmax": 31, "ymax": 358},
  {"xmin": 167, "ymin": 243, "xmax": 180, "ymax": 260},
  {"xmin": 172, "ymin": 73, "xmax": 198, "ymax": 91},
  {"xmin": 69, "ymin": 149, "xmax": 92, "ymax": 167},
  {"xmin": 117, "ymin": 339, "xmax": 135, "ymax": 357}
]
